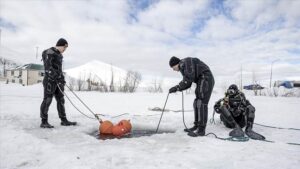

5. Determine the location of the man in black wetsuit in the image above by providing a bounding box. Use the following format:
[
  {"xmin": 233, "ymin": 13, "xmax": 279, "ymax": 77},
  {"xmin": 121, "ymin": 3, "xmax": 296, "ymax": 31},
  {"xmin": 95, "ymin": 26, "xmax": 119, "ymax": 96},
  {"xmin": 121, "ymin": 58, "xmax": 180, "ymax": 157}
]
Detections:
[
  {"xmin": 214, "ymin": 84, "xmax": 265, "ymax": 140},
  {"xmin": 40, "ymin": 38, "xmax": 77, "ymax": 128},
  {"xmin": 169, "ymin": 56, "xmax": 214, "ymax": 137}
]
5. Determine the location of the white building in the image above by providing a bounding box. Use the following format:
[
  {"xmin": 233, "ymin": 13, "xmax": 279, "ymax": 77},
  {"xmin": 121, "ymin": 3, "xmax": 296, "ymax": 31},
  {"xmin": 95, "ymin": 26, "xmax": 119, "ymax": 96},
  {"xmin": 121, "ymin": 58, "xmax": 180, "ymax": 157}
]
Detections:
[{"xmin": 6, "ymin": 63, "xmax": 44, "ymax": 86}]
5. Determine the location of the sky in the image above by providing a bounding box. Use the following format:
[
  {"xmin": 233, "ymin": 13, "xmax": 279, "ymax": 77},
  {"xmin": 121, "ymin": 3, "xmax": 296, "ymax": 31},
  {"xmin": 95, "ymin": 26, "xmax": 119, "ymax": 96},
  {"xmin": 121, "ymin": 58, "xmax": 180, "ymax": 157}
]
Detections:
[{"xmin": 0, "ymin": 0, "xmax": 300, "ymax": 87}]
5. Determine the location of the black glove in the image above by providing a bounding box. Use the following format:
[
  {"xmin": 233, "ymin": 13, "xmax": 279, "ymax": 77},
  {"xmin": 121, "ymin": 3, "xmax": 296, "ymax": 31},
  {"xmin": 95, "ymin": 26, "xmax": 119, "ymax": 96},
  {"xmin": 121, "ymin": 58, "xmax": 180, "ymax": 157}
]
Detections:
[
  {"xmin": 214, "ymin": 105, "xmax": 220, "ymax": 113},
  {"xmin": 57, "ymin": 76, "xmax": 66, "ymax": 85},
  {"xmin": 169, "ymin": 86, "xmax": 178, "ymax": 93},
  {"xmin": 58, "ymin": 79, "xmax": 66, "ymax": 85}
]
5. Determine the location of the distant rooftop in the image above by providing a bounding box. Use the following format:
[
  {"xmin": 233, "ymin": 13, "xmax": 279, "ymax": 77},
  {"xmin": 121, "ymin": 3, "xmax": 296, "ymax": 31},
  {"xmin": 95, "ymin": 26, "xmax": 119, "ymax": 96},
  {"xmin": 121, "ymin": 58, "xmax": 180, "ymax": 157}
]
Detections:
[{"xmin": 8, "ymin": 63, "xmax": 44, "ymax": 71}]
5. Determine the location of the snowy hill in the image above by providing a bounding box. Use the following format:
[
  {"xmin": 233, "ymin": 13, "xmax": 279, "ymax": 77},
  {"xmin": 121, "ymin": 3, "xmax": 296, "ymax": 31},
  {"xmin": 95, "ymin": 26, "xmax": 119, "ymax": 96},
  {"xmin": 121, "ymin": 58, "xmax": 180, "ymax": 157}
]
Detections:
[
  {"xmin": 65, "ymin": 60, "xmax": 127, "ymax": 85},
  {"xmin": 65, "ymin": 60, "xmax": 182, "ymax": 91}
]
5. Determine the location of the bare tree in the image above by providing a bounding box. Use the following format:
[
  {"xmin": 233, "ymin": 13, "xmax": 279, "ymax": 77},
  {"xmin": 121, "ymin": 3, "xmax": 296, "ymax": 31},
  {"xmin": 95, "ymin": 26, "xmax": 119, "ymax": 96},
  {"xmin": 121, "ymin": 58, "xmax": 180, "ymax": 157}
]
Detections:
[
  {"xmin": 221, "ymin": 83, "xmax": 229, "ymax": 94},
  {"xmin": 86, "ymin": 72, "xmax": 92, "ymax": 91},
  {"xmin": 77, "ymin": 72, "xmax": 85, "ymax": 91},
  {"xmin": 93, "ymin": 74, "xmax": 109, "ymax": 92},
  {"xmin": 0, "ymin": 57, "xmax": 17, "ymax": 77},
  {"xmin": 99, "ymin": 79, "xmax": 108, "ymax": 92},
  {"xmin": 148, "ymin": 78, "xmax": 163, "ymax": 93},
  {"xmin": 0, "ymin": 57, "xmax": 19, "ymax": 77},
  {"xmin": 252, "ymin": 70, "xmax": 258, "ymax": 96},
  {"xmin": 121, "ymin": 70, "xmax": 142, "ymax": 93},
  {"xmin": 109, "ymin": 64, "xmax": 115, "ymax": 92},
  {"xmin": 273, "ymin": 87, "xmax": 279, "ymax": 97},
  {"xmin": 130, "ymin": 71, "xmax": 142, "ymax": 92},
  {"xmin": 67, "ymin": 76, "xmax": 76, "ymax": 91},
  {"xmin": 0, "ymin": 57, "xmax": 7, "ymax": 77},
  {"xmin": 118, "ymin": 78, "xmax": 123, "ymax": 92}
]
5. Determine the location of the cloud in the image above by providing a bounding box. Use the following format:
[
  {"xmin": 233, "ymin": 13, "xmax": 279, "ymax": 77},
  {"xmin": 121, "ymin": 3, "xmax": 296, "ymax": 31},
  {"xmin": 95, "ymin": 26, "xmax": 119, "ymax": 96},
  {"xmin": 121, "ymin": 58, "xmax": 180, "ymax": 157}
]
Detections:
[
  {"xmin": 0, "ymin": 0, "xmax": 299, "ymax": 87},
  {"xmin": 226, "ymin": 0, "xmax": 300, "ymax": 28},
  {"xmin": 136, "ymin": 0, "xmax": 209, "ymax": 37},
  {"xmin": 196, "ymin": 15, "xmax": 246, "ymax": 40}
]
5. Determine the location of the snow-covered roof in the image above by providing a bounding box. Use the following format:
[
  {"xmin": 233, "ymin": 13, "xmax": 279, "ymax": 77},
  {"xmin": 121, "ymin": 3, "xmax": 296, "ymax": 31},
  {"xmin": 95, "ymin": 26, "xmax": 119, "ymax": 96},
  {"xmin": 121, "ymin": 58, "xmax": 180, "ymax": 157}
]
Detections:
[{"xmin": 7, "ymin": 63, "xmax": 44, "ymax": 71}]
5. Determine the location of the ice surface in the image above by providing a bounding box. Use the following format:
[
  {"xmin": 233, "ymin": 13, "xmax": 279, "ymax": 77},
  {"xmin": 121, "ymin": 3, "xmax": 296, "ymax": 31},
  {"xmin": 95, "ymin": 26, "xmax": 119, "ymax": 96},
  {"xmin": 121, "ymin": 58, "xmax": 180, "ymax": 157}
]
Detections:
[{"xmin": 0, "ymin": 82, "xmax": 300, "ymax": 169}]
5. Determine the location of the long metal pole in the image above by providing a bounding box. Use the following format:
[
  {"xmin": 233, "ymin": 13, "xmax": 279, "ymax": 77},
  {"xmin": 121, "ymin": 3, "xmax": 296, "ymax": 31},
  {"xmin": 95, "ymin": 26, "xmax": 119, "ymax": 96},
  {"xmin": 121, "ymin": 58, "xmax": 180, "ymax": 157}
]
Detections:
[
  {"xmin": 270, "ymin": 60, "xmax": 279, "ymax": 88},
  {"xmin": 156, "ymin": 93, "xmax": 170, "ymax": 133},
  {"xmin": 240, "ymin": 64, "xmax": 243, "ymax": 91},
  {"xmin": 0, "ymin": 29, "xmax": 2, "ymax": 58},
  {"xmin": 36, "ymin": 46, "xmax": 39, "ymax": 60},
  {"xmin": 0, "ymin": 29, "xmax": 3, "ymax": 77},
  {"xmin": 270, "ymin": 63, "xmax": 273, "ymax": 88}
]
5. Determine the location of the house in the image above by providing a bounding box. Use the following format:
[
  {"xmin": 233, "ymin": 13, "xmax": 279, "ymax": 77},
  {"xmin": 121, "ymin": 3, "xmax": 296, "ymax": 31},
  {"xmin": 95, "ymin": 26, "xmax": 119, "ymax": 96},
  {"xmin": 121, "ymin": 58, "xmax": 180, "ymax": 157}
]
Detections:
[
  {"xmin": 274, "ymin": 80, "xmax": 300, "ymax": 88},
  {"xmin": 6, "ymin": 63, "xmax": 44, "ymax": 86},
  {"xmin": 294, "ymin": 81, "xmax": 300, "ymax": 87},
  {"xmin": 243, "ymin": 84, "xmax": 264, "ymax": 90}
]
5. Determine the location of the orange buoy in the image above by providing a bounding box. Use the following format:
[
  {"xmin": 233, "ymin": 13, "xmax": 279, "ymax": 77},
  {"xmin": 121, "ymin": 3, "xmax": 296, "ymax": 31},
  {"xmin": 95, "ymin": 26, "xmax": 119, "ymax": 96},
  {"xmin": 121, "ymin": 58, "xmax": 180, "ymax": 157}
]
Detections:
[
  {"xmin": 112, "ymin": 124, "xmax": 128, "ymax": 136},
  {"xmin": 99, "ymin": 120, "xmax": 113, "ymax": 134},
  {"xmin": 118, "ymin": 120, "xmax": 132, "ymax": 132}
]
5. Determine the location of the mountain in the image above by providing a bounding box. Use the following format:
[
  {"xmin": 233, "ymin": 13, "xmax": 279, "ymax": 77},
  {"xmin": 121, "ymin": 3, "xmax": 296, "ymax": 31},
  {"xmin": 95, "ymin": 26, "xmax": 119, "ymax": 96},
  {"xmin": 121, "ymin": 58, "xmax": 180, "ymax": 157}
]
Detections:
[
  {"xmin": 65, "ymin": 60, "xmax": 127, "ymax": 85},
  {"xmin": 65, "ymin": 60, "xmax": 182, "ymax": 91}
]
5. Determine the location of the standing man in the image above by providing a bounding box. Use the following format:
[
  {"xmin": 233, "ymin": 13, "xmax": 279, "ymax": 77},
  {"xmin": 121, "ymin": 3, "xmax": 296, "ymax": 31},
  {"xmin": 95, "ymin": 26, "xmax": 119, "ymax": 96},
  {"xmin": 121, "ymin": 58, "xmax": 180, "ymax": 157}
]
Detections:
[
  {"xmin": 169, "ymin": 56, "xmax": 214, "ymax": 137},
  {"xmin": 40, "ymin": 38, "xmax": 77, "ymax": 128}
]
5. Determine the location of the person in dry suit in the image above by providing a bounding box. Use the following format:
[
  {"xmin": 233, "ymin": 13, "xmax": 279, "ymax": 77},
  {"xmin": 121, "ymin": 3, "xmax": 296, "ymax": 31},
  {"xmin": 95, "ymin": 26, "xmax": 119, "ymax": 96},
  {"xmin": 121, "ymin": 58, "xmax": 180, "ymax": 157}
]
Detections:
[
  {"xmin": 169, "ymin": 56, "xmax": 214, "ymax": 137},
  {"xmin": 214, "ymin": 84, "xmax": 265, "ymax": 140},
  {"xmin": 40, "ymin": 38, "xmax": 77, "ymax": 128}
]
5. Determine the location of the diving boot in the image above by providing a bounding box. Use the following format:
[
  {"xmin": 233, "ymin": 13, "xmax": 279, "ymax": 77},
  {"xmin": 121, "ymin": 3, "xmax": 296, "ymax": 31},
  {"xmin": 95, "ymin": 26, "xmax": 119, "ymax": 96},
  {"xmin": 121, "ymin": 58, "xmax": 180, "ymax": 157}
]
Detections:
[
  {"xmin": 61, "ymin": 118, "xmax": 77, "ymax": 126},
  {"xmin": 229, "ymin": 126, "xmax": 244, "ymax": 137},
  {"xmin": 245, "ymin": 123, "xmax": 265, "ymax": 140},
  {"xmin": 40, "ymin": 119, "xmax": 54, "ymax": 128},
  {"xmin": 188, "ymin": 125, "xmax": 206, "ymax": 137},
  {"xmin": 184, "ymin": 122, "xmax": 198, "ymax": 132}
]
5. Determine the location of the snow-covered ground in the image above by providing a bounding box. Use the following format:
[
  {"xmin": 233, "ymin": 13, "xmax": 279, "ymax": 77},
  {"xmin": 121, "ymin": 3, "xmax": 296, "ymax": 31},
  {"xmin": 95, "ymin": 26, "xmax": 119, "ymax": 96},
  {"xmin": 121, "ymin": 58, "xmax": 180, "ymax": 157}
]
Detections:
[{"xmin": 0, "ymin": 82, "xmax": 299, "ymax": 169}]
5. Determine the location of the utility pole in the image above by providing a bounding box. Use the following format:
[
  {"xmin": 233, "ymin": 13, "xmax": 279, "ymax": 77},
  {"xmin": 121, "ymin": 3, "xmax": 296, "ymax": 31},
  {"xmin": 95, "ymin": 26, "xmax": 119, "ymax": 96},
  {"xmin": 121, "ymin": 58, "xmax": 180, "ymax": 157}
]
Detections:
[
  {"xmin": 240, "ymin": 64, "xmax": 243, "ymax": 91},
  {"xmin": 36, "ymin": 46, "xmax": 39, "ymax": 60},
  {"xmin": 0, "ymin": 28, "xmax": 4, "ymax": 77},
  {"xmin": 270, "ymin": 59, "xmax": 279, "ymax": 88},
  {"xmin": 0, "ymin": 29, "xmax": 1, "ymax": 57}
]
